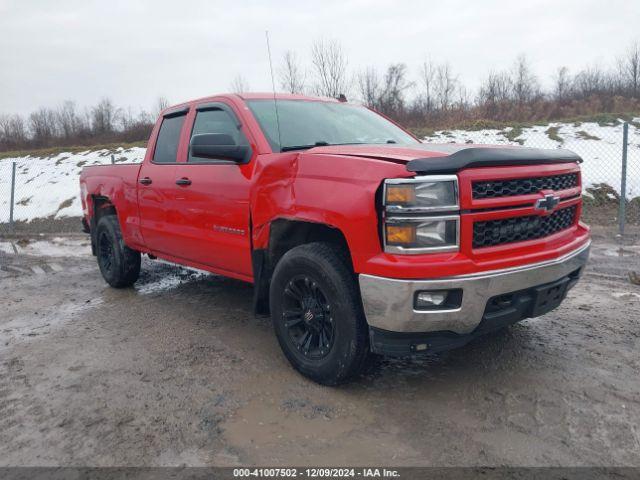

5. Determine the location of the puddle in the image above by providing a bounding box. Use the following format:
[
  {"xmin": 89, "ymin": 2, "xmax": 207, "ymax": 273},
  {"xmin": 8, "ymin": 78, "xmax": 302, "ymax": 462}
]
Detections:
[
  {"xmin": 0, "ymin": 296, "xmax": 104, "ymax": 352},
  {"xmin": 601, "ymin": 247, "xmax": 640, "ymax": 257},
  {"xmin": 0, "ymin": 237, "xmax": 91, "ymax": 257}
]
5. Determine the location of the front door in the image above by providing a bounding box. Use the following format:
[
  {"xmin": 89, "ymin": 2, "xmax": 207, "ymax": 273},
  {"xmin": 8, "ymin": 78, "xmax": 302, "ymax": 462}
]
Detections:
[{"xmin": 170, "ymin": 102, "xmax": 253, "ymax": 278}]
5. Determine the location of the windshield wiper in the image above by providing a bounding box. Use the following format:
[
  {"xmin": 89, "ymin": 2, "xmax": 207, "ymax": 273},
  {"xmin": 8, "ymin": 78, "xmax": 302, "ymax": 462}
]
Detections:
[
  {"xmin": 280, "ymin": 141, "xmax": 380, "ymax": 152},
  {"xmin": 281, "ymin": 141, "xmax": 330, "ymax": 152}
]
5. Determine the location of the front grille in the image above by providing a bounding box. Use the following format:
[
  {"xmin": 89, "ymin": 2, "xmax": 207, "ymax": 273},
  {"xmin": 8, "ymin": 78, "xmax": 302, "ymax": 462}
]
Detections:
[
  {"xmin": 472, "ymin": 173, "xmax": 578, "ymax": 199},
  {"xmin": 473, "ymin": 205, "xmax": 577, "ymax": 248}
]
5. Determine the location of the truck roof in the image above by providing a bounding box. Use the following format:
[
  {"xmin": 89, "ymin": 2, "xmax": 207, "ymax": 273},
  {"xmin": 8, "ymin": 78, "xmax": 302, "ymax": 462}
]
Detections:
[
  {"xmin": 160, "ymin": 92, "xmax": 340, "ymax": 116},
  {"xmin": 237, "ymin": 92, "xmax": 340, "ymax": 102}
]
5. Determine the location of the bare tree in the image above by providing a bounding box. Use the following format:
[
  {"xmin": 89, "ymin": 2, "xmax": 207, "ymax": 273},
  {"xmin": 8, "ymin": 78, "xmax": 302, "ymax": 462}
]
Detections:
[
  {"xmin": 477, "ymin": 71, "xmax": 512, "ymax": 118},
  {"xmin": 456, "ymin": 84, "xmax": 471, "ymax": 111},
  {"xmin": 279, "ymin": 51, "xmax": 306, "ymax": 94},
  {"xmin": 310, "ymin": 39, "xmax": 348, "ymax": 98},
  {"xmin": 434, "ymin": 63, "xmax": 457, "ymax": 111},
  {"xmin": 357, "ymin": 67, "xmax": 381, "ymax": 108},
  {"xmin": 154, "ymin": 96, "xmax": 170, "ymax": 117},
  {"xmin": 511, "ymin": 55, "xmax": 540, "ymax": 105},
  {"xmin": 29, "ymin": 107, "xmax": 58, "ymax": 145},
  {"xmin": 0, "ymin": 114, "xmax": 27, "ymax": 148},
  {"xmin": 0, "ymin": 115, "xmax": 7, "ymax": 148},
  {"xmin": 378, "ymin": 63, "xmax": 413, "ymax": 117},
  {"xmin": 573, "ymin": 65, "xmax": 607, "ymax": 98},
  {"xmin": 136, "ymin": 109, "xmax": 154, "ymax": 126},
  {"xmin": 91, "ymin": 98, "xmax": 118, "ymax": 135},
  {"xmin": 618, "ymin": 41, "xmax": 640, "ymax": 97},
  {"xmin": 118, "ymin": 107, "xmax": 137, "ymax": 131},
  {"xmin": 553, "ymin": 66, "xmax": 571, "ymax": 102},
  {"xmin": 419, "ymin": 59, "xmax": 437, "ymax": 113},
  {"xmin": 230, "ymin": 75, "xmax": 250, "ymax": 94},
  {"xmin": 55, "ymin": 100, "xmax": 84, "ymax": 139}
]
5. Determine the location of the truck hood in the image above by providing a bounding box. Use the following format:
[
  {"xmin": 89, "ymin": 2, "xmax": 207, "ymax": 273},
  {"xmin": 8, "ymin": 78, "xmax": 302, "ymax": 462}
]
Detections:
[
  {"xmin": 307, "ymin": 143, "xmax": 583, "ymax": 174},
  {"xmin": 306, "ymin": 143, "xmax": 455, "ymax": 163}
]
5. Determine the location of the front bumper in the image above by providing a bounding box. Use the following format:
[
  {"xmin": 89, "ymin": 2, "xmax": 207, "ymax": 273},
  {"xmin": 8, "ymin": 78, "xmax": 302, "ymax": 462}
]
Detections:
[{"xmin": 359, "ymin": 241, "xmax": 590, "ymax": 337}]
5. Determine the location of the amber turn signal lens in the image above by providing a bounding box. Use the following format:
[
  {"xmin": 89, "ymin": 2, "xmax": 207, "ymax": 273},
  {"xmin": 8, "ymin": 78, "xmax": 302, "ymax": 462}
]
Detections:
[
  {"xmin": 385, "ymin": 185, "xmax": 415, "ymax": 205},
  {"xmin": 386, "ymin": 224, "xmax": 416, "ymax": 245}
]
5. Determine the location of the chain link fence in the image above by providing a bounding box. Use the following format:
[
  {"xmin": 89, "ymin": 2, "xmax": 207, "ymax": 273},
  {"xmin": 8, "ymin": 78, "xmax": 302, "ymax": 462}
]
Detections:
[
  {"xmin": 0, "ymin": 148, "xmax": 144, "ymax": 235},
  {"xmin": 424, "ymin": 120, "xmax": 639, "ymax": 231},
  {"xmin": 0, "ymin": 160, "xmax": 84, "ymax": 235},
  {"xmin": 0, "ymin": 123, "xmax": 638, "ymax": 236}
]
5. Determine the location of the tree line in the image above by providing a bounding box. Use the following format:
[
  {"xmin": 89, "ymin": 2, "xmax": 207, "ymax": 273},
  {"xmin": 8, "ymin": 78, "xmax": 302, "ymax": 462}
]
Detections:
[
  {"xmin": 267, "ymin": 39, "xmax": 640, "ymax": 130},
  {"xmin": 1, "ymin": 39, "xmax": 639, "ymax": 152},
  {"xmin": 0, "ymin": 97, "xmax": 169, "ymax": 152}
]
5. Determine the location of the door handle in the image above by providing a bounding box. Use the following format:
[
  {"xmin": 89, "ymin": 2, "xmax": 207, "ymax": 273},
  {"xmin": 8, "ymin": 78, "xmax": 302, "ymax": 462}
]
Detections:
[
  {"xmin": 175, "ymin": 178, "xmax": 192, "ymax": 186},
  {"xmin": 139, "ymin": 177, "xmax": 152, "ymax": 185}
]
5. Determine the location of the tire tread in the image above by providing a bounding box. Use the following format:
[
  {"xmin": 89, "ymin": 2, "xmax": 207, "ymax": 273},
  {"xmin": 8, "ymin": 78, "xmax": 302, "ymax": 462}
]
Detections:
[{"xmin": 96, "ymin": 215, "xmax": 141, "ymax": 288}]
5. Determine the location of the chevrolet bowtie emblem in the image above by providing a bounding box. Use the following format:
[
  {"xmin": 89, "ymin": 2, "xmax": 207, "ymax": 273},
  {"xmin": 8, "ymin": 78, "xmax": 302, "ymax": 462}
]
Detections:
[{"xmin": 535, "ymin": 194, "xmax": 560, "ymax": 213}]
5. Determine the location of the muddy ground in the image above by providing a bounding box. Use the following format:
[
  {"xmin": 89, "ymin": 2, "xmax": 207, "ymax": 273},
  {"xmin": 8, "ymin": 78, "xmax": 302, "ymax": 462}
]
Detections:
[{"xmin": 0, "ymin": 228, "xmax": 639, "ymax": 467}]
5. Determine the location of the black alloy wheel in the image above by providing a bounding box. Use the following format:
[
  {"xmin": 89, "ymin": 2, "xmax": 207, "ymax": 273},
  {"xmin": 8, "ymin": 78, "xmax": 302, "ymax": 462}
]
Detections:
[
  {"xmin": 98, "ymin": 230, "xmax": 116, "ymax": 276},
  {"xmin": 281, "ymin": 275, "xmax": 335, "ymax": 359}
]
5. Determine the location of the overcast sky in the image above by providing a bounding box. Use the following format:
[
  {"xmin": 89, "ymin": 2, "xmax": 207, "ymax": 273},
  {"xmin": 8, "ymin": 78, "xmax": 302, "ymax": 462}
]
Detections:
[{"xmin": 1, "ymin": 0, "xmax": 638, "ymax": 116}]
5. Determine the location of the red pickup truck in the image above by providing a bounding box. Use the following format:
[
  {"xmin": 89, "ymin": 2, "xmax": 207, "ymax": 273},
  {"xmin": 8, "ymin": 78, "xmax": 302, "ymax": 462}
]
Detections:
[{"xmin": 80, "ymin": 93, "xmax": 590, "ymax": 384}]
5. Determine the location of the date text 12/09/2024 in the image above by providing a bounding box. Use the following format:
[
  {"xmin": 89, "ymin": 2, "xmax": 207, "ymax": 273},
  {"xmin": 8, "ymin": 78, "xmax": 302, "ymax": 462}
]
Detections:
[{"xmin": 233, "ymin": 468, "xmax": 400, "ymax": 478}]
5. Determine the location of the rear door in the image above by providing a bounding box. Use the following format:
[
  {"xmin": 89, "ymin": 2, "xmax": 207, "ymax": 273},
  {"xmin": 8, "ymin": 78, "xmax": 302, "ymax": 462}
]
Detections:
[
  {"xmin": 137, "ymin": 108, "xmax": 188, "ymax": 255},
  {"xmin": 169, "ymin": 102, "xmax": 254, "ymax": 278}
]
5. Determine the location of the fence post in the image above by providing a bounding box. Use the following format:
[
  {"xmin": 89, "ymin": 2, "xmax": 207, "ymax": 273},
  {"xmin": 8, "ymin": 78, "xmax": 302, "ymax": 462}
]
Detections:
[
  {"xmin": 618, "ymin": 122, "xmax": 629, "ymax": 237},
  {"xmin": 9, "ymin": 161, "xmax": 16, "ymax": 231}
]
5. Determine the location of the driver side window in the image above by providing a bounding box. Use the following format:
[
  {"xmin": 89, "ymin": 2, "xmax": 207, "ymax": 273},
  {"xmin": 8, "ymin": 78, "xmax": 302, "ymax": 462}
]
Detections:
[{"xmin": 189, "ymin": 108, "xmax": 248, "ymax": 162}]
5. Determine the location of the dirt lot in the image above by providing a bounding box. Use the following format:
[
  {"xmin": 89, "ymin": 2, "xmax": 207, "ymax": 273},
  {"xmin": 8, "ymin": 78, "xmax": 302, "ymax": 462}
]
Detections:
[{"xmin": 0, "ymin": 228, "xmax": 639, "ymax": 467}]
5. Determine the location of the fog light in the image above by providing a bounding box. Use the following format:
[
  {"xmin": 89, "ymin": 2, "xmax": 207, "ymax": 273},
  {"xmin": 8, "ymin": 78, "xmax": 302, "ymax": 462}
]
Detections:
[
  {"xmin": 416, "ymin": 291, "xmax": 447, "ymax": 308},
  {"xmin": 414, "ymin": 289, "xmax": 463, "ymax": 311}
]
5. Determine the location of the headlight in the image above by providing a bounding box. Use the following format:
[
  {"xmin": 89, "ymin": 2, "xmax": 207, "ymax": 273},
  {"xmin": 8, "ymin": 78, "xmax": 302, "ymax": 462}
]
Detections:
[
  {"xmin": 384, "ymin": 175, "xmax": 458, "ymax": 213},
  {"xmin": 383, "ymin": 175, "xmax": 460, "ymax": 254},
  {"xmin": 384, "ymin": 216, "xmax": 459, "ymax": 253}
]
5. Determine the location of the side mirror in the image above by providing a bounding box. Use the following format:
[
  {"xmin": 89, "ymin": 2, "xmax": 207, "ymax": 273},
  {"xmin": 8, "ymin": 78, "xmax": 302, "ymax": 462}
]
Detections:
[{"xmin": 190, "ymin": 133, "xmax": 249, "ymax": 162}]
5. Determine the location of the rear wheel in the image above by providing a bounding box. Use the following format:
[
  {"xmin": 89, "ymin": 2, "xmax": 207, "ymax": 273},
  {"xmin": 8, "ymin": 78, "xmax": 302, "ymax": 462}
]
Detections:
[
  {"xmin": 269, "ymin": 242, "xmax": 370, "ymax": 385},
  {"xmin": 95, "ymin": 215, "xmax": 141, "ymax": 288}
]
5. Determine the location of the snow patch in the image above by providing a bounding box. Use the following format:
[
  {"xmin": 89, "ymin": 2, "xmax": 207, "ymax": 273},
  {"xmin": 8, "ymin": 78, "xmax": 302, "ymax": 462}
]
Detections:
[
  {"xmin": 424, "ymin": 120, "xmax": 639, "ymax": 198},
  {"xmin": 0, "ymin": 147, "xmax": 145, "ymax": 223}
]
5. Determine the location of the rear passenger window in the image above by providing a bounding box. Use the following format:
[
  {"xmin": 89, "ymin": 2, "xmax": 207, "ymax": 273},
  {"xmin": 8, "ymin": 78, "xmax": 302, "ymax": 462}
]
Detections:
[
  {"xmin": 189, "ymin": 109, "xmax": 248, "ymax": 162},
  {"xmin": 153, "ymin": 114, "xmax": 186, "ymax": 163}
]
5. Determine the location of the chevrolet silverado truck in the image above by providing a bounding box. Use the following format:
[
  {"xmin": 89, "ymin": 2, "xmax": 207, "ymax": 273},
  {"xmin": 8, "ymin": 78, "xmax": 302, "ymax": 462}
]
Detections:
[{"xmin": 80, "ymin": 93, "xmax": 590, "ymax": 384}]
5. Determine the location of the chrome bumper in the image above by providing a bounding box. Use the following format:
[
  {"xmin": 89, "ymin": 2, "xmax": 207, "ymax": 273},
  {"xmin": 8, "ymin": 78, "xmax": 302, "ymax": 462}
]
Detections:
[{"xmin": 359, "ymin": 242, "xmax": 590, "ymax": 334}]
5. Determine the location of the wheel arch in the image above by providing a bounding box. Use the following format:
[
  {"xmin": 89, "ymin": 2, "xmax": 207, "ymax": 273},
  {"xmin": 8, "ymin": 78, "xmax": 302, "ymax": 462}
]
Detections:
[
  {"xmin": 252, "ymin": 218, "xmax": 354, "ymax": 315},
  {"xmin": 89, "ymin": 195, "xmax": 117, "ymax": 255}
]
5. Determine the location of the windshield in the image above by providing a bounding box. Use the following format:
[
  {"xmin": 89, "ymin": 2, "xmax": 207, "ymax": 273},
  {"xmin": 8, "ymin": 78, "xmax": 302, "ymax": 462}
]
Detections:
[{"xmin": 246, "ymin": 99, "xmax": 419, "ymax": 152}]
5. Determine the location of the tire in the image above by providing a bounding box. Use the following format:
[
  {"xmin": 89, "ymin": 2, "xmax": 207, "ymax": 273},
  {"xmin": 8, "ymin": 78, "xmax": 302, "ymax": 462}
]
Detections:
[
  {"xmin": 95, "ymin": 215, "xmax": 141, "ymax": 288},
  {"xmin": 269, "ymin": 242, "xmax": 370, "ymax": 385}
]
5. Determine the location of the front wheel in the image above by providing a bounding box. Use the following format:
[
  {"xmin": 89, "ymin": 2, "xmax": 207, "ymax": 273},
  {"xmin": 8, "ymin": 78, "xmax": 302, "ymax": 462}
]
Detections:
[{"xmin": 269, "ymin": 242, "xmax": 370, "ymax": 385}]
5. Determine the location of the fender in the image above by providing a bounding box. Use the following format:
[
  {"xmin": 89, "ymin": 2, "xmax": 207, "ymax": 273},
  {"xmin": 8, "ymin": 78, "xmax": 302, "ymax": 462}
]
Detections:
[{"xmin": 250, "ymin": 150, "xmax": 408, "ymax": 274}]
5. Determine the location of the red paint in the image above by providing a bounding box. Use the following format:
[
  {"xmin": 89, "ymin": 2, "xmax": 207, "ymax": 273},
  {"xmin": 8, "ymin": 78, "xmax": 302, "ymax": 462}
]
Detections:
[{"xmin": 80, "ymin": 93, "xmax": 590, "ymax": 284}]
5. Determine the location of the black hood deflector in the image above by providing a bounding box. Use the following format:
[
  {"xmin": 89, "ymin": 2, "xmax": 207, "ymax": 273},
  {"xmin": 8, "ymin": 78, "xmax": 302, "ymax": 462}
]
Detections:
[{"xmin": 406, "ymin": 147, "xmax": 582, "ymax": 174}]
